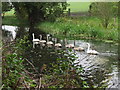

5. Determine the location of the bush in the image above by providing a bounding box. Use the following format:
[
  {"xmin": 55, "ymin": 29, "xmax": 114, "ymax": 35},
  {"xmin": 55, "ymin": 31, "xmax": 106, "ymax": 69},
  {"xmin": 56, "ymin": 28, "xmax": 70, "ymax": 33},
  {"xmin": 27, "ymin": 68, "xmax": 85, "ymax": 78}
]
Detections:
[
  {"xmin": 2, "ymin": 36, "xmax": 35, "ymax": 89},
  {"xmin": 42, "ymin": 49, "xmax": 90, "ymax": 88},
  {"xmin": 3, "ymin": 53, "xmax": 24, "ymax": 89},
  {"xmin": 38, "ymin": 17, "xmax": 118, "ymax": 41}
]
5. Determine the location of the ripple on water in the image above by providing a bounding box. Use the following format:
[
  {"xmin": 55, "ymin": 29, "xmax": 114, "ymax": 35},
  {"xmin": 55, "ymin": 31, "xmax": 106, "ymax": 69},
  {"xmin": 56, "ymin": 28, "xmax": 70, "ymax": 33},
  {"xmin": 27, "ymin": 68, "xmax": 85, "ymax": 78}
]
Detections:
[{"xmin": 3, "ymin": 25, "xmax": 118, "ymax": 88}]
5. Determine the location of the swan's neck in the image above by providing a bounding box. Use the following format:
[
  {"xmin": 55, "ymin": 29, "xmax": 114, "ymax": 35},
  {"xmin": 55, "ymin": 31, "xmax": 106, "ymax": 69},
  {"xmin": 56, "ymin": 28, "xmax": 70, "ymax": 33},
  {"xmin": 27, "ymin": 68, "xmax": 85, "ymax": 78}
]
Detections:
[
  {"xmin": 55, "ymin": 38, "xmax": 57, "ymax": 44},
  {"xmin": 32, "ymin": 33, "xmax": 34, "ymax": 39},
  {"xmin": 40, "ymin": 35, "xmax": 42, "ymax": 40},
  {"xmin": 87, "ymin": 44, "xmax": 90, "ymax": 51},
  {"xmin": 47, "ymin": 36, "xmax": 49, "ymax": 42}
]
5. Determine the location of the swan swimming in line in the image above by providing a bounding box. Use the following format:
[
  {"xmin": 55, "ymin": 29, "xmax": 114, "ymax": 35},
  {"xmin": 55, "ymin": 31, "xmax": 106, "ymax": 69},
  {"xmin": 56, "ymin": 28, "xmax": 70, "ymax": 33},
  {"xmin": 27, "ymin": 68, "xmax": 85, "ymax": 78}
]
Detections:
[
  {"xmin": 65, "ymin": 38, "xmax": 74, "ymax": 48},
  {"xmin": 74, "ymin": 46, "xmax": 84, "ymax": 51},
  {"xmin": 86, "ymin": 43, "xmax": 99, "ymax": 55},
  {"xmin": 39, "ymin": 35, "xmax": 46, "ymax": 43},
  {"xmin": 32, "ymin": 33, "xmax": 40, "ymax": 48},
  {"xmin": 32, "ymin": 33, "xmax": 40, "ymax": 42},
  {"xmin": 54, "ymin": 38, "xmax": 62, "ymax": 47},
  {"xmin": 73, "ymin": 40, "xmax": 84, "ymax": 51},
  {"xmin": 66, "ymin": 44, "xmax": 74, "ymax": 48},
  {"xmin": 46, "ymin": 34, "xmax": 53, "ymax": 45}
]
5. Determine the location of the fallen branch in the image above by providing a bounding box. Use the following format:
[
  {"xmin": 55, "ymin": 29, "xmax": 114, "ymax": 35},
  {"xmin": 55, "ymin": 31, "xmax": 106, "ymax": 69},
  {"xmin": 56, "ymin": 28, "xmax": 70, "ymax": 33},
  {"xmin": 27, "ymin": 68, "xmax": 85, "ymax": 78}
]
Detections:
[
  {"xmin": 38, "ymin": 75, "xmax": 42, "ymax": 89},
  {"xmin": 25, "ymin": 59, "xmax": 38, "ymax": 74}
]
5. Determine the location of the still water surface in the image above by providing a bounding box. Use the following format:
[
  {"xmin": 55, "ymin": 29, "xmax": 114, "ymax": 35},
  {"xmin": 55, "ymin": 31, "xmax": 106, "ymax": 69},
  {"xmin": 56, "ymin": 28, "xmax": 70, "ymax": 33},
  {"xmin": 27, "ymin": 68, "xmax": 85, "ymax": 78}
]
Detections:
[{"xmin": 2, "ymin": 25, "xmax": 118, "ymax": 88}]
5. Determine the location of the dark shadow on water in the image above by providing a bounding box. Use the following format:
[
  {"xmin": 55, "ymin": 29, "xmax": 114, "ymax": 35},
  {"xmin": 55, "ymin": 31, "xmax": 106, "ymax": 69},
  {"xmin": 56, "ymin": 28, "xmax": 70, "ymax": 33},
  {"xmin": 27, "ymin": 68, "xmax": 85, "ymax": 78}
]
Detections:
[
  {"xmin": 23, "ymin": 44, "xmax": 59, "ymax": 73},
  {"xmin": 2, "ymin": 25, "xmax": 119, "ymax": 88}
]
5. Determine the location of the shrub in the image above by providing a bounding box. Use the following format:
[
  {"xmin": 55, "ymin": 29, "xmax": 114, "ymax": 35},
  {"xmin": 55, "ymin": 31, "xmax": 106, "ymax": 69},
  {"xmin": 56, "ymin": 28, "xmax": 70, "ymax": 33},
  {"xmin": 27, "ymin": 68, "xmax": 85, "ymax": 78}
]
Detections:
[
  {"xmin": 3, "ymin": 53, "xmax": 24, "ymax": 89},
  {"xmin": 38, "ymin": 17, "xmax": 118, "ymax": 41},
  {"xmin": 42, "ymin": 49, "xmax": 90, "ymax": 88}
]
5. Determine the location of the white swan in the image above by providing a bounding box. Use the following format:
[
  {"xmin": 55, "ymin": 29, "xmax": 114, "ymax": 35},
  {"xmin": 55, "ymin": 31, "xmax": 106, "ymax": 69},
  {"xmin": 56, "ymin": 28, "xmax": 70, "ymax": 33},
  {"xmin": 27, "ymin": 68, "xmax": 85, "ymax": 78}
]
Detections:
[
  {"xmin": 66, "ymin": 44, "xmax": 74, "ymax": 48},
  {"xmin": 65, "ymin": 38, "xmax": 74, "ymax": 48},
  {"xmin": 46, "ymin": 34, "xmax": 53, "ymax": 45},
  {"xmin": 86, "ymin": 43, "xmax": 99, "ymax": 55},
  {"xmin": 74, "ymin": 46, "xmax": 84, "ymax": 51},
  {"xmin": 32, "ymin": 33, "xmax": 40, "ymax": 42},
  {"xmin": 73, "ymin": 40, "xmax": 84, "ymax": 51},
  {"xmin": 32, "ymin": 33, "xmax": 40, "ymax": 48},
  {"xmin": 54, "ymin": 38, "xmax": 62, "ymax": 47},
  {"xmin": 39, "ymin": 35, "xmax": 46, "ymax": 43}
]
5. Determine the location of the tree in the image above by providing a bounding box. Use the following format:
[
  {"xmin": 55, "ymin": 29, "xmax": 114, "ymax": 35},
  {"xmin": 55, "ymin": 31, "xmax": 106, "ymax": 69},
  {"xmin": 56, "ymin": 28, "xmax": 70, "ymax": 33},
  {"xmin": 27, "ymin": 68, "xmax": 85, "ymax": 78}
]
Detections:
[
  {"xmin": 12, "ymin": 2, "xmax": 67, "ymax": 26},
  {"xmin": 11, "ymin": 2, "xmax": 67, "ymax": 40},
  {"xmin": 89, "ymin": 2, "xmax": 118, "ymax": 28},
  {"xmin": 2, "ymin": 2, "xmax": 12, "ymax": 18}
]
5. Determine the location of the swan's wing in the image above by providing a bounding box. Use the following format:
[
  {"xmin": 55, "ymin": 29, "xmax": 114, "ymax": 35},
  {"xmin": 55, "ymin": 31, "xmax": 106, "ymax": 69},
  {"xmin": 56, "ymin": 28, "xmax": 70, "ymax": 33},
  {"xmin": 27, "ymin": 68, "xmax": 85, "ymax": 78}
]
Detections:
[
  {"xmin": 92, "ymin": 50, "xmax": 99, "ymax": 54},
  {"xmin": 87, "ymin": 50, "xmax": 99, "ymax": 54},
  {"xmin": 33, "ymin": 39, "xmax": 39, "ymax": 41}
]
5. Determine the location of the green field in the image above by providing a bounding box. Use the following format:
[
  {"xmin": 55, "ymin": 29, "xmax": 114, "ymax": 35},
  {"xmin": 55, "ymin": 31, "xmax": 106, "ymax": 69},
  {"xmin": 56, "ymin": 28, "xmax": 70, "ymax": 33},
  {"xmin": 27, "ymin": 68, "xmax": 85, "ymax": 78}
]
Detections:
[{"xmin": 67, "ymin": 2, "xmax": 91, "ymax": 12}]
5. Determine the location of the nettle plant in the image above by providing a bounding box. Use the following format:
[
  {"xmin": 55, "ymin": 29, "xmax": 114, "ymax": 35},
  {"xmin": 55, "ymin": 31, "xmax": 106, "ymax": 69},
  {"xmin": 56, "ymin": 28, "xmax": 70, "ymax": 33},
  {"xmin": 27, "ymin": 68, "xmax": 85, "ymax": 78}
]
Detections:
[
  {"xmin": 2, "ymin": 36, "xmax": 34, "ymax": 89},
  {"xmin": 3, "ymin": 53, "xmax": 24, "ymax": 88},
  {"xmin": 42, "ymin": 49, "xmax": 90, "ymax": 88}
]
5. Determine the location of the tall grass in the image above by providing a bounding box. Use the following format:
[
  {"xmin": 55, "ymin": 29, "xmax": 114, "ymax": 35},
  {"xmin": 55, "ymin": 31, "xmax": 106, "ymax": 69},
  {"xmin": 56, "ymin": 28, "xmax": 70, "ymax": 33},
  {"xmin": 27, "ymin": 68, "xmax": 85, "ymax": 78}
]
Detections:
[
  {"xmin": 2, "ymin": 16, "xmax": 19, "ymax": 26},
  {"xmin": 37, "ymin": 17, "xmax": 118, "ymax": 41},
  {"xmin": 2, "ymin": 9, "xmax": 28, "ymax": 26},
  {"xmin": 3, "ymin": 9, "xmax": 118, "ymax": 42}
]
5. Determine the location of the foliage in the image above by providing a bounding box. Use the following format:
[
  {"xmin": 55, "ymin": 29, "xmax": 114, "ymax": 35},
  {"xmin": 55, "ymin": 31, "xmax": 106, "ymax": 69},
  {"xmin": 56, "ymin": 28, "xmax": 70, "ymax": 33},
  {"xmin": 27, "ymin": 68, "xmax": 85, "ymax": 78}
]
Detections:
[
  {"xmin": 12, "ymin": 2, "xmax": 68, "ymax": 26},
  {"xmin": 89, "ymin": 2, "xmax": 118, "ymax": 28},
  {"xmin": 3, "ymin": 53, "xmax": 24, "ymax": 89},
  {"xmin": 42, "ymin": 49, "xmax": 90, "ymax": 88},
  {"xmin": 2, "ymin": 36, "xmax": 34, "ymax": 89},
  {"xmin": 2, "ymin": 36, "xmax": 92, "ymax": 88},
  {"xmin": 15, "ymin": 35, "xmax": 31, "ymax": 55},
  {"xmin": 2, "ymin": 16, "xmax": 20, "ymax": 26},
  {"xmin": 2, "ymin": 2, "xmax": 12, "ymax": 18},
  {"xmin": 37, "ymin": 17, "xmax": 118, "ymax": 41}
]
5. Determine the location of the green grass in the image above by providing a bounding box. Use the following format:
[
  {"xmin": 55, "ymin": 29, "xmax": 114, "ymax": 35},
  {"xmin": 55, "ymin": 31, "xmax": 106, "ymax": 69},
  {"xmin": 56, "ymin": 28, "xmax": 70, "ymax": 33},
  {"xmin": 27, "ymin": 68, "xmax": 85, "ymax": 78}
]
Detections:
[
  {"xmin": 2, "ymin": 16, "xmax": 20, "ymax": 26},
  {"xmin": 2, "ymin": 2, "xmax": 91, "ymax": 25},
  {"xmin": 2, "ymin": 9, "xmax": 19, "ymax": 26},
  {"xmin": 3, "ymin": 8, "xmax": 118, "ymax": 42},
  {"xmin": 2, "ymin": 9, "xmax": 28, "ymax": 26},
  {"xmin": 37, "ymin": 17, "xmax": 118, "ymax": 41},
  {"xmin": 4, "ymin": 9, "xmax": 15, "ymax": 16},
  {"xmin": 67, "ymin": 2, "xmax": 91, "ymax": 12}
]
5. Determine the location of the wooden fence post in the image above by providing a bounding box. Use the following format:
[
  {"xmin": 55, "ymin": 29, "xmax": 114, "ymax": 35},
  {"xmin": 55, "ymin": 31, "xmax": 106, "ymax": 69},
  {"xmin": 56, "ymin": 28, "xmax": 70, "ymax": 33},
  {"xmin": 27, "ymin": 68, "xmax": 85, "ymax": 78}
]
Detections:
[{"xmin": 68, "ymin": 8, "xmax": 70, "ymax": 16}]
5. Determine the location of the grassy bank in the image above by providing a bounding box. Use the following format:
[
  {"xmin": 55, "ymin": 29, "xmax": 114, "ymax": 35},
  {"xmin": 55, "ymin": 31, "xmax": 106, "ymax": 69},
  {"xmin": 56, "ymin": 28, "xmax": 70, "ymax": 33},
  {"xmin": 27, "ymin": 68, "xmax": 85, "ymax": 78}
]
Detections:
[
  {"xmin": 2, "ymin": 9, "xmax": 28, "ymax": 26},
  {"xmin": 3, "ymin": 10, "xmax": 118, "ymax": 42},
  {"xmin": 37, "ymin": 17, "xmax": 118, "ymax": 42},
  {"xmin": 2, "ymin": 16, "xmax": 20, "ymax": 26},
  {"xmin": 2, "ymin": 9, "xmax": 19, "ymax": 26}
]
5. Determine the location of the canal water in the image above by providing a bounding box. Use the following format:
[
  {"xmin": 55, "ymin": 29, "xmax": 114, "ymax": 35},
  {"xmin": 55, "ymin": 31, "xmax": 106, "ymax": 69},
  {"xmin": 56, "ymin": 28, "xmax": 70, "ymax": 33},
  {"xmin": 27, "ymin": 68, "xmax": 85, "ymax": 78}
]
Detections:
[{"xmin": 2, "ymin": 25, "xmax": 119, "ymax": 88}]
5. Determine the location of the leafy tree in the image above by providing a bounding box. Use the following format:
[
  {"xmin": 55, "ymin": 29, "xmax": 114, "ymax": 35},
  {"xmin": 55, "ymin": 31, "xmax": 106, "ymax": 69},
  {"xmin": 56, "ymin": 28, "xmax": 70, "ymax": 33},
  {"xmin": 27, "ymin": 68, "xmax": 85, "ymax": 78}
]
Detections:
[
  {"xmin": 11, "ymin": 2, "xmax": 67, "ymax": 39},
  {"xmin": 12, "ymin": 2, "xmax": 67, "ymax": 26},
  {"xmin": 2, "ymin": 2, "xmax": 12, "ymax": 18},
  {"xmin": 89, "ymin": 2, "xmax": 118, "ymax": 28}
]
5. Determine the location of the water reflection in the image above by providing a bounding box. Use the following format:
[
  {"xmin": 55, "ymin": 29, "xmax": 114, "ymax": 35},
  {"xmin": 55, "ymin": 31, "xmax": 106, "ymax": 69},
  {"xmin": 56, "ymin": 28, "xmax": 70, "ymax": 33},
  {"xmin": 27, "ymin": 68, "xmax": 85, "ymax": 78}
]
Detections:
[
  {"xmin": 2, "ymin": 25, "xmax": 17, "ymax": 41},
  {"xmin": 23, "ymin": 44, "xmax": 58, "ymax": 73},
  {"xmin": 2, "ymin": 25, "xmax": 118, "ymax": 88},
  {"xmin": 31, "ymin": 38, "xmax": 118, "ymax": 88},
  {"xmin": 2, "ymin": 25, "xmax": 29, "ymax": 42}
]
